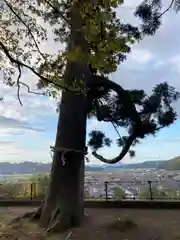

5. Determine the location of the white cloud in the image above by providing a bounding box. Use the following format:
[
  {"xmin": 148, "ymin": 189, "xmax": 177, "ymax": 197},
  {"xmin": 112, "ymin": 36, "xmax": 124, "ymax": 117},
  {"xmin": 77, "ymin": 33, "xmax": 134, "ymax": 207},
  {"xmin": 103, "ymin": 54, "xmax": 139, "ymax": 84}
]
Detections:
[
  {"xmin": 123, "ymin": 0, "xmax": 142, "ymax": 8},
  {"xmin": 0, "ymin": 82, "xmax": 57, "ymax": 122},
  {"xmin": 170, "ymin": 55, "xmax": 180, "ymax": 73},
  {"xmin": 0, "ymin": 140, "xmax": 15, "ymax": 146},
  {"xmin": 0, "ymin": 135, "xmax": 53, "ymax": 162},
  {"xmin": 129, "ymin": 49, "xmax": 153, "ymax": 64},
  {"xmin": 0, "ymin": 140, "xmax": 27, "ymax": 162},
  {"xmin": 0, "ymin": 116, "xmax": 44, "ymax": 132}
]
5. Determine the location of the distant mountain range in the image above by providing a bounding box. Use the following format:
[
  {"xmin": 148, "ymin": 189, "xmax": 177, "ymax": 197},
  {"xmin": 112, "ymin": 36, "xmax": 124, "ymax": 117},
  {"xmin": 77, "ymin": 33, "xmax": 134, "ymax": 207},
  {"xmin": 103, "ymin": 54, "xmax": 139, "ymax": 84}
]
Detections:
[
  {"xmin": 103, "ymin": 160, "xmax": 167, "ymax": 170},
  {"xmin": 0, "ymin": 157, "xmax": 179, "ymax": 175}
]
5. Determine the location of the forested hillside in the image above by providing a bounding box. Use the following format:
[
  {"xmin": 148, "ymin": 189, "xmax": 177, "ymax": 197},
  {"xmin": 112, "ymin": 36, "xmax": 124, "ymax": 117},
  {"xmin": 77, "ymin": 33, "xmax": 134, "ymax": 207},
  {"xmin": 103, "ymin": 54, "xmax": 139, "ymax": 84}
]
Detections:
[{"xmin": 0, "ymin": 157, "xmax": 180, "ymax": 175}]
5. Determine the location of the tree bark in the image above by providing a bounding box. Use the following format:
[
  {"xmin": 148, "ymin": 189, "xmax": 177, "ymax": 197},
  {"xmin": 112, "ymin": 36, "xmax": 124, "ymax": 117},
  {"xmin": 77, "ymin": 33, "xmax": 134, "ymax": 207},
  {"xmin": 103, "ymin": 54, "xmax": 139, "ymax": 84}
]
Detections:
[
  {"xmin": 39, "ymin": 4, "xmax": 89, "ymax": 232},
  {"xmin": 39, "ymin": 62, "xmax": 87, "ymax": 232}
]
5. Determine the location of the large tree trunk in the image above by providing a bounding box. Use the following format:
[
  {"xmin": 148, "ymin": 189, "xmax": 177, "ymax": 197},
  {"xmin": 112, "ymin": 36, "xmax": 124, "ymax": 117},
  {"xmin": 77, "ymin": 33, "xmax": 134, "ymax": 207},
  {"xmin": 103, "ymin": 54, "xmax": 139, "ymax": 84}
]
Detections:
[
  {"xmin": 39, "ymin": 4, "xmax": 89, "ymax": 232},
  {"xmin": 39, "ymin": 62, "xmax": 87, "ymax": 232}
]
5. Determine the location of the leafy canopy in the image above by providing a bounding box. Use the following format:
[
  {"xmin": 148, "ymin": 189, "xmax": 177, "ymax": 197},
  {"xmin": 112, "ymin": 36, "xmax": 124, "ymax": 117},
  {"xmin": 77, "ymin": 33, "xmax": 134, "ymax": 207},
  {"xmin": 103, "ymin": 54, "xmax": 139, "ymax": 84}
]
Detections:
[
  {"xmin": 135, "ymin": 0, "xmax": 180, "ymax": 35},
  {"xmin": 0, "ymin": 0, "xmax": 180, "ymax": 164},
  {"xmin": 0, "ymin": 0, "xmax": 140, "ymax": 93}
]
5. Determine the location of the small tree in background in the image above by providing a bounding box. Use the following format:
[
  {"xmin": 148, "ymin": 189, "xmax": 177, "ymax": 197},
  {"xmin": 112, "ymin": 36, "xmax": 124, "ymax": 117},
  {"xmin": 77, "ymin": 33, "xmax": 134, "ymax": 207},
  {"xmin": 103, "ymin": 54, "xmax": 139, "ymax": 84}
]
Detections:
[
  {"xmin": 113, "ymin": 187, "xmax": 126, "ymax": 200},
  {"xmin": 139, "ymin": 186, "xmax": 167, "ymax": 199},
  {"xmin": 84, "ymin": 189, "xmax": 90, "ymax": 199},
  {"xmin": 30, "ymin": 174, "xmax": 49, "ymax": 198}
]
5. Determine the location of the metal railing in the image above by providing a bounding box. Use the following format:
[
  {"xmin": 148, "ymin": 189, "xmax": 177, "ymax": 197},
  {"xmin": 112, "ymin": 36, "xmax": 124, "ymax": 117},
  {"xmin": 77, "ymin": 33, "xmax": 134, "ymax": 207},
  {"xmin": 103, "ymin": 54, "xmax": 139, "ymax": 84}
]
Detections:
[{"xmin": 0, "ymin": 180, "xmax": 180, "ymax": 201}]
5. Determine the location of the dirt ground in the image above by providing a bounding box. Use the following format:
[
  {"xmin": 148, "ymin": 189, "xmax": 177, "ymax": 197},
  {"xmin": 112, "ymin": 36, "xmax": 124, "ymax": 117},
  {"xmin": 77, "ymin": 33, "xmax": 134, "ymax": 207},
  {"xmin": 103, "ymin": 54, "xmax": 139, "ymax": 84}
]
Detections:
[{"xmin": 1, "ymin": 207, "xmax": 180, "ymax": 240}]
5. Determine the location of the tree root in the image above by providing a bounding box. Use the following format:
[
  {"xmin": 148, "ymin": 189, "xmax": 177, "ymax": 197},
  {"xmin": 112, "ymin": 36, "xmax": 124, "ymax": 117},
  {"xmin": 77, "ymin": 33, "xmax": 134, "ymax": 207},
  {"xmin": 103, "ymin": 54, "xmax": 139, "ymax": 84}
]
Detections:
[
  {"xmin": 10, "ymin": 203, "xmax": 43, "ymax": 224},
  {"xmin": 46, "ymin": 207, "xmax": 63, "ymax": 233},
  {"xmin": 9, "ymin": 204, "xmax": 87, "ymax": 235},
  {"xmin": 45, "ymin": 209, "xmax": 89, "ymax": 233},
  {"xmin": 45, "ymin": 206, "xmax": 81, "ymax": 233}
]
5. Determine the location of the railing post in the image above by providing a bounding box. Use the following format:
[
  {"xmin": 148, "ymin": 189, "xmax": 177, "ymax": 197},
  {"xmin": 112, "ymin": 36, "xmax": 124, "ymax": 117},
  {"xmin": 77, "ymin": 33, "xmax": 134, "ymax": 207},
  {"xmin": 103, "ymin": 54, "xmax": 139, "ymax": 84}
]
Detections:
[
  {"xmin": 104, "ymin": 181, "xmax": 108, "ymax": 201},
  {"xmin": 33, "ymin": 183, "xmax": 36, "ymax": 198},
  {"xmin": 148, "ymin": 180, "xmax": 153, "ymax": 200},
  {"xmin": 30, "ymin": 183, "xmax": 33, "ymax": 200}
]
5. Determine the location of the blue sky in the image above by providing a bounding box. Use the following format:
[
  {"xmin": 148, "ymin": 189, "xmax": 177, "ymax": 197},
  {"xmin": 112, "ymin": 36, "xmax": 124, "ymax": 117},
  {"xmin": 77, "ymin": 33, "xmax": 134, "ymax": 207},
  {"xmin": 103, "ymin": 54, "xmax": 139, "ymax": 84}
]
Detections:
[{"xmin": 0, "ymin": 0, "xmax": 180, "ymax": 164}]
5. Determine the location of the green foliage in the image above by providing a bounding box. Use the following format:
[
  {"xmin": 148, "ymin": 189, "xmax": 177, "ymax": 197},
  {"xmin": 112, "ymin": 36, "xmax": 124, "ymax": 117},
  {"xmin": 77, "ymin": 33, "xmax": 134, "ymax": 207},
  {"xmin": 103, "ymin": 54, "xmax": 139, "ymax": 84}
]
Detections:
[
  {"xmin": 135, "ymin": 0, "xmax": 180, "ymax": 35},
  {"xmin": 113, "ymin": 186, "xmax": 126, "ymax": 199},
  {"xmin": 88, "ymin": 130, "xmax": 112, "ymax": 151},
  {"xmin": 109, "ymin": 216, "xmax": 137, "ymax": 232},
  {"xmin": 84, "ymin": 189, "xmax": 90, "ymax": 198},
  {"xmin": 88, "ymin": 82, "xmax": 180, "ymax": 159},
  {"xmin": 0, "ymin": 0, "xmax": 141, "ymax": 94},
  {"xmin": 30, "ymin": 173, "xmax": 49, "ymax": 183},
  {"xmin": 167, "ymin": 190, "xmax": 180, "ymax": 199},
  {"xmin": 138, "ymin": 185, "xmax": 180, "ymax": 200},
  {"xmin": 68, "ymin": 0, "xmax": 141, "ymax": 73},
  {"xmin": 139, "ymin": 185, "xmax": 165, "ymax": 199},
  {"xmin": 0, "ymin": 182, "xmax": 32, "ymax": 199},
  {"xmin": 0, "ymin": 0, "xmax": 49, "ymax": 85},
  {"xmin": 159, "ymin": 157, "xmax": 180, "ymax": 170},
  {"xmin": 30, "ymin": 173, "xmax": 49, "ymax": 198},
  {"xmin": 0, "ymin": 174, "xmax": 49, "ymax": 199}
]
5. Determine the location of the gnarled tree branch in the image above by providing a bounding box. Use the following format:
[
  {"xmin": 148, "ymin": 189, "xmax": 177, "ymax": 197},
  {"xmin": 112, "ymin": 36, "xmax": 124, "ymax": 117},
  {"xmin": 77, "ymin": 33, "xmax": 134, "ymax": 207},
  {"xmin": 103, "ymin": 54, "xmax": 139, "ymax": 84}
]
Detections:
[
  {"xmin": 87, "ymin": 75, "xmax": 142, "ymax": 125},
  {"xmin": 92, "ymin": 133, "xmax": 136, "ymax": 164},
  {"xmin": 87, "ymin": 73, "xmax": 143, "ymax": 164}
]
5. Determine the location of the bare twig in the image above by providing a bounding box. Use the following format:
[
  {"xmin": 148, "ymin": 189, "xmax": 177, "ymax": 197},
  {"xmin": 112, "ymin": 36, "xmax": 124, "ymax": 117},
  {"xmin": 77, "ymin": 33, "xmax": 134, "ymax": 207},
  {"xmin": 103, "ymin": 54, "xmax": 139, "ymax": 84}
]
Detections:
[
  {"xmin": 65, "ymin": 231, "xmax": 72, "ymax": 240},
  {"xmin": 16, "ymin": 59, "xmax": 46, "ymax": 106},
  {"xmin": 17, "ymin": 81, "xmax": 46, "ymax": 106},
  {"xmin": 3, "ymin": 0, "xmax": 45, "ymax": 60},
  {"xmin": 111, "ymin": 122, "xmax": 121, "ymax": 138},
  {"xmin": 17, "ymin": 63, "xmax": 23, "ymax": 105},
  {"xmin": 158, "ymin": 0, "xmax": 175, "ymax": 18},
  {"xmin": 19, "ymin": 81, "xmax": 45, "ymax": 96}
]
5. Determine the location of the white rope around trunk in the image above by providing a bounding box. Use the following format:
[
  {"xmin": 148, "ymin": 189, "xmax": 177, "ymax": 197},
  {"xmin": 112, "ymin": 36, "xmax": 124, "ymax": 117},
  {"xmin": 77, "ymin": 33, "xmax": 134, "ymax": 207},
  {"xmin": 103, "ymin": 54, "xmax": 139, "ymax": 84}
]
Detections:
[{"xmin": 49, "ymin": 145, "xmax": 89, "ymax": 166}]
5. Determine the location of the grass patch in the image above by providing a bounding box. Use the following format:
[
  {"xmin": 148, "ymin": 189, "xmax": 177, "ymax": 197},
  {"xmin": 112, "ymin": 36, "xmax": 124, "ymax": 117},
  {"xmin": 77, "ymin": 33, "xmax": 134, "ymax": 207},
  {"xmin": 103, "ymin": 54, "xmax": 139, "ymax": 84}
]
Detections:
[{"xmin": 108, "ymin": 216, "xmax": 137, "ymax": 232}]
